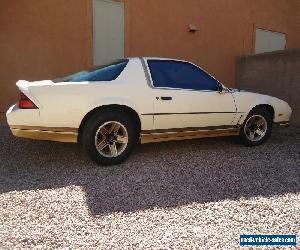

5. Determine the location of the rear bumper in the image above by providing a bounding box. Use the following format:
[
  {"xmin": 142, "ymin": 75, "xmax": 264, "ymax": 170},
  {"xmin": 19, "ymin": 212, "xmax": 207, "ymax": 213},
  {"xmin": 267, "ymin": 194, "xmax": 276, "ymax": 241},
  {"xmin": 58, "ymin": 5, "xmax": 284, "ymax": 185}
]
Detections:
[
  {"xmin": 6, "ymin": 104, "xmax": 40, "ymax": 125},
  {"xmin": 7, "ymin": 104, "xmax": 78, "ymax": 143},
  {"xmin": 9, "ymin": 125, "xmax": 78, "ymax": 143}
]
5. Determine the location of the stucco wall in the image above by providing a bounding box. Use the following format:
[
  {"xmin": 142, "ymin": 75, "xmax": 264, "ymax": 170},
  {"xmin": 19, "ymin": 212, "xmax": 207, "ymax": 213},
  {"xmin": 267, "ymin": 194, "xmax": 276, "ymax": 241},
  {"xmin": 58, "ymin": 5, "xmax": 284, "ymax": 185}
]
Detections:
[
  {"xmin": 0, "ymin": 0, "xmax": 299, "ymax": 121},
  {"xmin": 126, "ymin": 0, "xmax": 300, "ymax": 85},
  {"xmin": 236, "ymin": 49, "xmax": 300, "ymax": 126},
  {"xmin": 0, "ymin": 0, "xmax": 93, "ymax": 120}
]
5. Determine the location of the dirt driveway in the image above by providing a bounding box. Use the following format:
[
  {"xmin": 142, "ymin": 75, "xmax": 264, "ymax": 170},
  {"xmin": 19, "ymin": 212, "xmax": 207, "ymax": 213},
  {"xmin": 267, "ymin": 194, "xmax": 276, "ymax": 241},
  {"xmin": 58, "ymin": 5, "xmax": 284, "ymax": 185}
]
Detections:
[{"xmin": 1, "ymin": 125, "xmax": 299, "ymax": 249}]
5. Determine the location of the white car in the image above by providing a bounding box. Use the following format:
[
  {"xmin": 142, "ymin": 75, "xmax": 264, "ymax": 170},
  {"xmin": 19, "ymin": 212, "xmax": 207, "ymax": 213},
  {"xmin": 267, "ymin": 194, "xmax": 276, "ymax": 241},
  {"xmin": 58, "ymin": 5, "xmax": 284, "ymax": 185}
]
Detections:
[{"xmin": 6, "ymin": 57, "xmax": 292, "ymax": 165}]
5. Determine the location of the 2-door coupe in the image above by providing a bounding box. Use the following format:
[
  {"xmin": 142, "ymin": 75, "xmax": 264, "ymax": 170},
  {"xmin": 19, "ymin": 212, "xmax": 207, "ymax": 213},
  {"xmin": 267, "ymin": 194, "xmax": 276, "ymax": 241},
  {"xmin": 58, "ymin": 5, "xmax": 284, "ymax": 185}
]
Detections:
[{"xmin": 7, "ymin": 58, "xmax": 292, "ymax": 165}]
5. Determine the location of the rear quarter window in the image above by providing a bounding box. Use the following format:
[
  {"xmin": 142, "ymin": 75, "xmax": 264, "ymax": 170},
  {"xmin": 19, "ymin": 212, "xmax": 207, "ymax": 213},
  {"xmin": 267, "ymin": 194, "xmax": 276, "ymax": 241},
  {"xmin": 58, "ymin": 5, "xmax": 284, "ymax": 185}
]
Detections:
[{"xmin": 54, "ymin": 59, "xmax": 128, "ymax": 82}]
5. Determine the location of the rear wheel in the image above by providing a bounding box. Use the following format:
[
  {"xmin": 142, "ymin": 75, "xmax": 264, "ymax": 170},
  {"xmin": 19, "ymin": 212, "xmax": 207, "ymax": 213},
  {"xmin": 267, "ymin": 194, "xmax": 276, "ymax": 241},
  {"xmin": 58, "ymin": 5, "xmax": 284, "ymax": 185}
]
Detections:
[
  {"xmin": 239, "ymin": 107, "xmax": 272, "ymax": 146},
  {"xmin": 82, "ymin": 110, "xmax": 138, "ymax": 166}
]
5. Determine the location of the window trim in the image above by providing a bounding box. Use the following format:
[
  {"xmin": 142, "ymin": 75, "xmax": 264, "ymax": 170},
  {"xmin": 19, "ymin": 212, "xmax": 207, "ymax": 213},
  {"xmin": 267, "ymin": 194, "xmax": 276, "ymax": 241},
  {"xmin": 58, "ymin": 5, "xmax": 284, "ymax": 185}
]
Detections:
[{"xmin": 143, "ymin": 58, "xmax": 223, "ymax": 92}]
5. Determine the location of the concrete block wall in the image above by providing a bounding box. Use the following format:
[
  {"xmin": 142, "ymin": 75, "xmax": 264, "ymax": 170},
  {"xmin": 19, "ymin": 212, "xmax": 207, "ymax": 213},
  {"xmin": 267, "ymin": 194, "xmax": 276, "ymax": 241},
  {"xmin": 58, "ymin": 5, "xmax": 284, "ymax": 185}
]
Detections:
[{"xmin": 236, "ymin": 49, "xmax": 300, "ymax": 126}]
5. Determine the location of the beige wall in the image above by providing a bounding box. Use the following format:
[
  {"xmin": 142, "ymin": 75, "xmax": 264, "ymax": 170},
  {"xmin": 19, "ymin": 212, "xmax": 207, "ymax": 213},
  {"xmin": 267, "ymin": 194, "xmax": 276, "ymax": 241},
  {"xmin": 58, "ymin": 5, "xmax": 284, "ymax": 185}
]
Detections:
[
  {"xmin": 0, "ymin": 0, "xmax": 299, "ymax": 120},
  {"xmin": 237, "ymin": 49, "xmax": 300, "ymax": 126},
  {"xmin": 126, "ymin": 0, "xmax": 300, "ymax": 85},
  {"xmin": 0, "ymin": 0, "xmax": 93, "ymax": 118}
]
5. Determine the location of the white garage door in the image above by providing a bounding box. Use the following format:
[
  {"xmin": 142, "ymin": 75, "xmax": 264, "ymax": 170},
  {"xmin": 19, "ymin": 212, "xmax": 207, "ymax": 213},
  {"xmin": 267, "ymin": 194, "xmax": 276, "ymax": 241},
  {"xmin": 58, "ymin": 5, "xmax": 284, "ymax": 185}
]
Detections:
[
  {"xmin": 93, "ymin": 0, "xmax": 124, "ymax": 66},
  {"xmin": 255, "ymin": 28, "xmax": 286, "ymax": 54}
]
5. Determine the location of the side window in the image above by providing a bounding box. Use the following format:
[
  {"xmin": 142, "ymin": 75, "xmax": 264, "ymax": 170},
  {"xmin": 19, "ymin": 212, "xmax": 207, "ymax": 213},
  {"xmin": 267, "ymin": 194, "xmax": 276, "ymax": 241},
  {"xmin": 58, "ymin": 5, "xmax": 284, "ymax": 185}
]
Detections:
[
  {"xmin": 147, "ymin": 60, "xmax": 219, "ymax": 91},
  {"xmin": 55, "ymin": 60, "xmax": 128, "ymax": 82}
]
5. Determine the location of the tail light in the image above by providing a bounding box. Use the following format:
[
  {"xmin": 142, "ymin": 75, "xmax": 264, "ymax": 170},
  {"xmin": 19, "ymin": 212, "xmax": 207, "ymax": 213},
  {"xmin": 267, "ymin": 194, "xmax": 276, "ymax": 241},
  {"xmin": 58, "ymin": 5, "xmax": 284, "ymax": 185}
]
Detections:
[{"xmin": 18, "ymin": 92, "xmax": 38, "ymax": 109}]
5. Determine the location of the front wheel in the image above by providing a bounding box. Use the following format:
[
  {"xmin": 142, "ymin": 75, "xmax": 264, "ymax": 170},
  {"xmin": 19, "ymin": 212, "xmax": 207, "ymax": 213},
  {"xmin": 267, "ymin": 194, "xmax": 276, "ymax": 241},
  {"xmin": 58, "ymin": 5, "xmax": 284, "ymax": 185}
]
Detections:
[
  {"xmin": 82, "ymin": 110, "xmax": 138, "ymax": 166},
  {"xmin": 239, "ymin": 108, "xmax": 272, "ymax": 146}
]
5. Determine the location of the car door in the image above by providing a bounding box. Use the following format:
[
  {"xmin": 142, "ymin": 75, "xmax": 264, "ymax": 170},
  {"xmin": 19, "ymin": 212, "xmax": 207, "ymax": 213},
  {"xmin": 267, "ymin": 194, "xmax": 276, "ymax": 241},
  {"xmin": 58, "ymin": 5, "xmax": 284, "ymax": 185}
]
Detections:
[{"xmin": 146, "ymin": 59, "xmax": 237, "ymax": 130}]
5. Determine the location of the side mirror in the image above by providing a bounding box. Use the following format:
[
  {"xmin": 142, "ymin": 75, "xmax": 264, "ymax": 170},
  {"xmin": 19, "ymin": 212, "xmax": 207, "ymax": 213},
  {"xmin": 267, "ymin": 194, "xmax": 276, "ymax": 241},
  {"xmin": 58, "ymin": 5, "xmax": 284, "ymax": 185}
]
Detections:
[{"xmin": 218, "ymin": 83, "xmax": 224, "ymax": 93}]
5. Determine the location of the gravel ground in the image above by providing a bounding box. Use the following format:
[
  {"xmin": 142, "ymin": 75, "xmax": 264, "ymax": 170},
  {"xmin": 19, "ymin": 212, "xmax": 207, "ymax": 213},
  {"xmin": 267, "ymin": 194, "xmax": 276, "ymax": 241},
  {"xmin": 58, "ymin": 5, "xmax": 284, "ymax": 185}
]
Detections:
[{"xmin": 0, "ymin": 124, "xmax": 299, "ymax": 249}]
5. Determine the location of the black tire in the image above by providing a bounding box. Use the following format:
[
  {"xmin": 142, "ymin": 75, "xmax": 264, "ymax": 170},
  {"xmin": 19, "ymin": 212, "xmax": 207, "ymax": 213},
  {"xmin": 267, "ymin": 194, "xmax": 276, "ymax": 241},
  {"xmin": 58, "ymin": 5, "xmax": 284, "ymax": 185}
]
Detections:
[
  {"xmin": 82, "ymin": 110, "xmax": 139, "ymax": 166},
  {"xmin": 239, "ymin": 107, "xmax": 273, "ymax": 146}
]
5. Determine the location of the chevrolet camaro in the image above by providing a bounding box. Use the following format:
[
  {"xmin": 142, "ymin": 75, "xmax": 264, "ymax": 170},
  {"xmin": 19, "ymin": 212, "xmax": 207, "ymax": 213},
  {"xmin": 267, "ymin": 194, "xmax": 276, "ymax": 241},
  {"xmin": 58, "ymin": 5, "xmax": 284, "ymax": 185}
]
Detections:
[{"xmin": 6, "ymin": 57, "xmax": 292, "ymax": 165}]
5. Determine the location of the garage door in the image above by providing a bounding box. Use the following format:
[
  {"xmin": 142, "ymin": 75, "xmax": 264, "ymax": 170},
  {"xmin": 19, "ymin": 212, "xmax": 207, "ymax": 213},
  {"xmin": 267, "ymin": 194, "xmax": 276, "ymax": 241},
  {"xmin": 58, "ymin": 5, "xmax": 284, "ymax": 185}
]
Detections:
[
  {"xmin": 93, "ymin": 0, "xmax": 124, "ymax": 66},
  {"xmin": 255, "ymin": 28, "xmax": 286, "ymax": 54}
]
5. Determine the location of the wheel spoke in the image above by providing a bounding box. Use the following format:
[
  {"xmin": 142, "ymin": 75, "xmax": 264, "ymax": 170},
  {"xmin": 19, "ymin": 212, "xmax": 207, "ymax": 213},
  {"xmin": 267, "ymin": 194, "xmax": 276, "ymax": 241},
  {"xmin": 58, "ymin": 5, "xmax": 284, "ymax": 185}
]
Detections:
[
  {"xmin": 255, "ymin": 128, "xmax": 264, "ymax": 137},
  {"xmin": 100, "ymin": 126, "xmax": 109, "ymax": 136},
  {"xmin": 96, "ymin": 139, "xmax": 108, "ymax": 151},
  {"xmin": 109, "ymin": 142, "xmax": 118, "ymax": 157},
  {"xmin": 249, "ymin": 131, "xmax": 255, "ymax": 140},
  {"xmin": 256, "ymin": 120, "xmax": 265, "ymax": 127},
  {"xmin": 110, "ymin": 123, "xmax": 121, "ymax": 133},
  {"xmin": 116, "ymin": 135, "xmax": 128, "ymax": 144}
]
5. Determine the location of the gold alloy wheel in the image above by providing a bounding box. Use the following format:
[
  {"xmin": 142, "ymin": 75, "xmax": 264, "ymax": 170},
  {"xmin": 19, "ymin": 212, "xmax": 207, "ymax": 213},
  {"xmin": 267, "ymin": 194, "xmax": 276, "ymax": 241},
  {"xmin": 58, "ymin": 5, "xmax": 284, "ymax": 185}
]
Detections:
[
  {"xmin": 244, "ymin": 115, "xmax": 268, "ymax": 142},
  {"xmin": 94, "ymin": 121, "xmax": 129, "ymax": 158}
]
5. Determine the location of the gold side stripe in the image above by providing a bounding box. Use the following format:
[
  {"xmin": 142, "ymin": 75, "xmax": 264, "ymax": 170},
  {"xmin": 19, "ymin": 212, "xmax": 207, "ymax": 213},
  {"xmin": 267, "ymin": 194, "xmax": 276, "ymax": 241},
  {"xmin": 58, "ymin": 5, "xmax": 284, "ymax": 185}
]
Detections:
[
  {"xmin": 141, "ymin": 128, "xmax": 240, "ymax": 144},
  {"xmin": 10, "ymin": 126, "xmax": 78, "ymax": 143},
  {"xmin": 10, "ymin": 125, "xmax": 241, "ymax": 144},
  {"xmin": 141, "ymin": 125, "xmax": 240, "ymax": 134},
  {"xmin": 10, "ymin": 125, "xmax": 78, "ymax": 133}
]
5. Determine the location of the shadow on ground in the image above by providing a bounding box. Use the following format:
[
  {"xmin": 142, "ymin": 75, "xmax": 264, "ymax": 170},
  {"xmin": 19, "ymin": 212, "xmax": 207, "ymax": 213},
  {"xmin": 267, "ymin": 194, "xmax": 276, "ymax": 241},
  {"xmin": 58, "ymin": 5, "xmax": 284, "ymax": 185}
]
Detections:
[{"xmin": 1, "ymin": 125, "xmax": 299, "ymax": 215}]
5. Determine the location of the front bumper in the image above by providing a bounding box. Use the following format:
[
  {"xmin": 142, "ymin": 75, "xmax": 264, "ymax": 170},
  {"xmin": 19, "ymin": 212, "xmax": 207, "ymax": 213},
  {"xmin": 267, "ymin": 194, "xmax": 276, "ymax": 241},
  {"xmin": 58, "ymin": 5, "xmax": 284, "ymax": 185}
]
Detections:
[{"xmin": 273, "ymin": 121, "xmax": 290, "ymax": 127}]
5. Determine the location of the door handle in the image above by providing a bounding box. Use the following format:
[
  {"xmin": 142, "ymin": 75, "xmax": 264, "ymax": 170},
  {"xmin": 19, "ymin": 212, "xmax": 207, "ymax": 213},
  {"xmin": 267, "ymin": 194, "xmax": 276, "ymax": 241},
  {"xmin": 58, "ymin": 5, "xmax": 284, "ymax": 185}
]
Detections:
[{"xmin": 160, "ymin": 96, "xmax": 172, "ymax": 101}]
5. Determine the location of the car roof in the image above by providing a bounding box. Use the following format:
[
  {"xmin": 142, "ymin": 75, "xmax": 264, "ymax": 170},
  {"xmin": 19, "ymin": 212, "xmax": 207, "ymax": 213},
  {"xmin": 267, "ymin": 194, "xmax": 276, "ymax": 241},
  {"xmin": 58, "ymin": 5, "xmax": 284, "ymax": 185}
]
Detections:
[
  {"xmin": 127, "ymin": 57, "xmax": 188, "ymax": 63},
  {"xmin": 131, "ymin": 57, "xmax": 224, "ymax": 86}
]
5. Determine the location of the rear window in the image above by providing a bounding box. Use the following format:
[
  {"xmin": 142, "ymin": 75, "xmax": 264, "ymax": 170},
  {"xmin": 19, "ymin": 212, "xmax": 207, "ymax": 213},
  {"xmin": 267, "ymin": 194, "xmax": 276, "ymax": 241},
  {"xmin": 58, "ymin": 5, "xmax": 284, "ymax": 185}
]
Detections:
[{"xmin": 53, "ymin": 59, "xmax": 128, "ymax": 82}]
